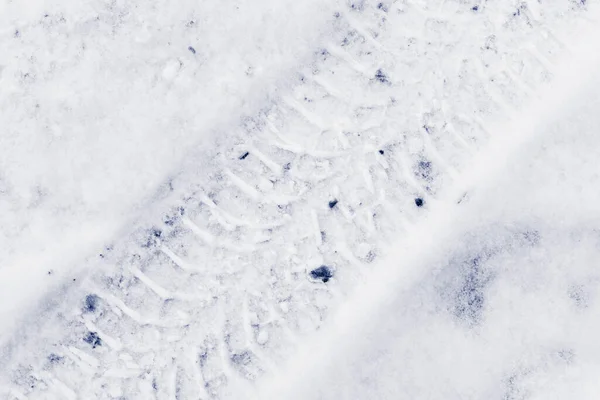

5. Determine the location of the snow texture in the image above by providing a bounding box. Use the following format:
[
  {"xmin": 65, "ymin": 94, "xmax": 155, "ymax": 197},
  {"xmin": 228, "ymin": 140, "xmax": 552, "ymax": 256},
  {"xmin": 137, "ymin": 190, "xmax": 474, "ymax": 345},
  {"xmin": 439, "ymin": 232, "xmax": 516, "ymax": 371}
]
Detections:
[
  {"xmin": 0, "ymin": 0, "xmax": 337, "ymax": 341},
  {"xmin": 1, "ymin": 0, "xmax": 599, "ymax": 398},
  {"xmin": 266, "ymin": 86, "xmax": 600, "ymax": 399}
]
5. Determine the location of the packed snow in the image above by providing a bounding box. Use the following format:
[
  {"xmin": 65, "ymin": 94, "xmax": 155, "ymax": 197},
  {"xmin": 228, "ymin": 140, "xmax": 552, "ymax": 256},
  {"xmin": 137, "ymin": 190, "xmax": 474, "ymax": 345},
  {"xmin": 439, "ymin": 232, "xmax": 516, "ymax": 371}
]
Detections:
[
  {"xmin": 0, "ymin": 0, "xmax": 338, "ymax": 342},
  {"xmin": 1, "ymin": 0, "xmax": 599, "ymax": 398}
]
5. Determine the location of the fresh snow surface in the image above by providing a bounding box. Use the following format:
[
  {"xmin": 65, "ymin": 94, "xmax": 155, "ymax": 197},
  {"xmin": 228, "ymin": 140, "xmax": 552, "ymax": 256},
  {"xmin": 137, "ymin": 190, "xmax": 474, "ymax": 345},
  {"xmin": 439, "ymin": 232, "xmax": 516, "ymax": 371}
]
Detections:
[{"xmin": 1, "ymin": 0, "xmax": 599, "ymax": 399}]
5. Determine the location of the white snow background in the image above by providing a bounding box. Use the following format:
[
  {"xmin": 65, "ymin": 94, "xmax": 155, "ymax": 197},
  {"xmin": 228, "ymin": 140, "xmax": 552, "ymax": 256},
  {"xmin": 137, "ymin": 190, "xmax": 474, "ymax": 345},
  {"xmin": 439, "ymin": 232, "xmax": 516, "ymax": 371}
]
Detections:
[
  {"xmin": 255, "ymin": 8, "xmax": 600, "ymax": 399},
  {"xmin": 1, "ymin": 0, "xmax": 600, "ymax": 398},
  {"xmin": 0, "ymin": 0, "xmax": 338, "ymax": 342}
]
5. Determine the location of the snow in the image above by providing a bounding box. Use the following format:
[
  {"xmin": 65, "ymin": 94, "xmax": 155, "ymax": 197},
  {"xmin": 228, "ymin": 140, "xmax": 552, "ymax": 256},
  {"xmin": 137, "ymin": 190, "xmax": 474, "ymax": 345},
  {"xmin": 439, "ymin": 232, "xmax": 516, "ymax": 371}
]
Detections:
[
  {"xmin": 255, "ymin": 8, "xmax": 600, "ymax": 399},
  {"xmin": 0, "ymin": 0, "xmax": 338, "ymax": 342},
  {"xmin": 1, "ymin": 0, "xmax": 600, "ymax": 398}
]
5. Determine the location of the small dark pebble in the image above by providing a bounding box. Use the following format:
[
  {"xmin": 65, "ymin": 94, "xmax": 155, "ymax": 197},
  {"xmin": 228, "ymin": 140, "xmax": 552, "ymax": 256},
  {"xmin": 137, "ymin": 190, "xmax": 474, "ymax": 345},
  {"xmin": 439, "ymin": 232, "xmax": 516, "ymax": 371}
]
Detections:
[
  {"xmin": 310, "ymin": 266, "xmax": 334, "ymax": 283},
  {"xmin": 83, "ymin": 332, "xmax": 102, "ymax": 348},
  {"xmin": 188, "ymin": 46, "xmax": 196, "ymax": 54},
  {"xmin": 472, "ymin": 5, "xmax": 478, "ymax": 11},
  {"xmin": 379, "ymin": 149, "xmax": 385, "ymax": 155},
  {"xmin": 152, "ymin": 228, "xmax": 162, "ymax": 238},
  {"xmin": 328, "ymin": 199, "xmax": 338, "ymax": 209},
  {"xmin": 415, "ymin": 197, "xmax": 424, "ymax": 207},
  {"xmin": 239, "ymin": 151, "xmax": 249, "ymax": 160}
]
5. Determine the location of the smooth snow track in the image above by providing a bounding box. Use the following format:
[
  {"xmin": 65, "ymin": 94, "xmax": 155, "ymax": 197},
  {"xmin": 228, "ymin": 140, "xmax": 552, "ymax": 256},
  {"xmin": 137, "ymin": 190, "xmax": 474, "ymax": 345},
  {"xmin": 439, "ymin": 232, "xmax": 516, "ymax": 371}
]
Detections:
[{"xmin": 0, "ymin": 0, "xmax": 597, "ymax": 399}]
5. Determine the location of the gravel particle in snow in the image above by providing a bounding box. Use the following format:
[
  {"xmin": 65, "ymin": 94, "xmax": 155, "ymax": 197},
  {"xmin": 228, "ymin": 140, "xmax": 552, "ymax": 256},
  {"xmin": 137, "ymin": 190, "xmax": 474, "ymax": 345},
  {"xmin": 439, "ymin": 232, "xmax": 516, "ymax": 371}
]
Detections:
[
  {"xmin": 310, "ymin": 266, "xmax": 333, "ymax": 283},
  {"xmin": 83, "ymin": 332, "xmax": 102, "ymax": 349}
]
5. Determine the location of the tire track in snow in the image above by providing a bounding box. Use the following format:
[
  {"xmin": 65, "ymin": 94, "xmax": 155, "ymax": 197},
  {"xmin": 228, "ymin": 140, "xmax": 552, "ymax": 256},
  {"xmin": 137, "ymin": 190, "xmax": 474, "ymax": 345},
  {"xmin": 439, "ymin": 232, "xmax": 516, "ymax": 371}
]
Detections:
[
  {"xmin": 0, "ymin": 1, "xmax": 594, "ymax": 398},
  {"xmin": 257, "ymin": 4, "xmax": 600, "ymax": 399}
]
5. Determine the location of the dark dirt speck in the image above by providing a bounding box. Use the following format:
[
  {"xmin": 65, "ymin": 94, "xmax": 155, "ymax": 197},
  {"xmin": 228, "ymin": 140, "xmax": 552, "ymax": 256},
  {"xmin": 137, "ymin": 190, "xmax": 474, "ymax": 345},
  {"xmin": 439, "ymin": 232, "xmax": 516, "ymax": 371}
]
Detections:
[
  {"xmin": 310, "ymin": 265, "xmax": 334, "ymax": 282},
  {"xmin": 83, "ymin": 332, "xmax": 102, "ymax": 348}
]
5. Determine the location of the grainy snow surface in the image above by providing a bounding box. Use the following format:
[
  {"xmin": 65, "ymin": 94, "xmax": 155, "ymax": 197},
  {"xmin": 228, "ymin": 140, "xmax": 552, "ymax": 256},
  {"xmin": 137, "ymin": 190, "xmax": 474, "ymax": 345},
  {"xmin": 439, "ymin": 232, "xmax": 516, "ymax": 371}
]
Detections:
[
  {"xmin": 0, "ymin": 0, "xmax": 336, "ymax": 338},
  {"xmin": 260, "ymin": 34, "xmax": 600, "ymax": 400},
  {"xmin": 1, "ymin": 0, "xmax": 599, "ymax": 399}
]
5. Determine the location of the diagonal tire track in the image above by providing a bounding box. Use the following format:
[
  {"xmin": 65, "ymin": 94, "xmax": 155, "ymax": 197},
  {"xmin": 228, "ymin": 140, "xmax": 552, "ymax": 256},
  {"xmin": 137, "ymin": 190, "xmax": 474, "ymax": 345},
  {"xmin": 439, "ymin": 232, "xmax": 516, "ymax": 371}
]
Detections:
[{"xmin": 0, "ymin": 1, "xmax": 592, "ymax": 398}]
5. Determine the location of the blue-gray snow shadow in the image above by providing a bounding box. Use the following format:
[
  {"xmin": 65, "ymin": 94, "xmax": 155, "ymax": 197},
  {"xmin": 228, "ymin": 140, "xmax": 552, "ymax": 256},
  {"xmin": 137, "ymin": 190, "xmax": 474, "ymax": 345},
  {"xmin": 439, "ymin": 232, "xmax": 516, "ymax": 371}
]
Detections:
[
  {"xmin": 433, "ymin": 225, "xmax": 541, "ymax": 328},
  {"xmin": 300, "ymin": 224, "xmax": 549, "ymax": 400}
]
